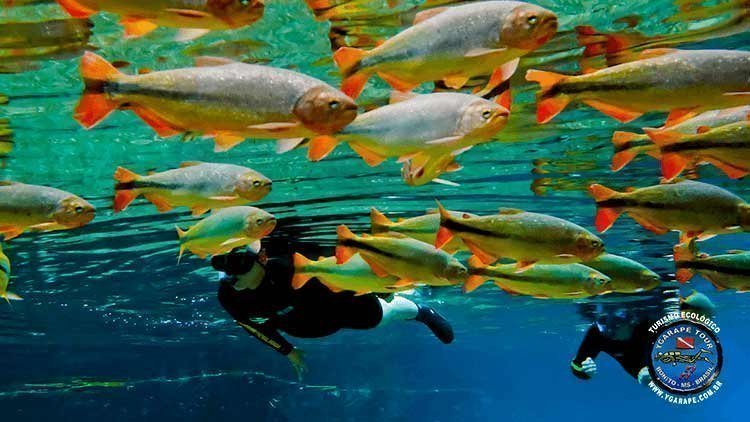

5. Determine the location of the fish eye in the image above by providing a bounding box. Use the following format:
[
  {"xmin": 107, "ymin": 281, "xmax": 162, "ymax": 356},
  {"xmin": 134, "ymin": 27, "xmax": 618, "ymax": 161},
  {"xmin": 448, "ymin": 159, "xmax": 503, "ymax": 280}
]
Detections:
[
  {"xmin": 591, "ymin": 240, "xmax": 602, "ymax": 248},
  {"xmin": 482, "ymin": 110, "xmax": 492, "ymax": 119},
  {"xmin": 253, "ymin": 180, "xmax": 262, "ymax": 187},
  {"xmin": 239, "ymin": 0, "xmax": 250, "ymax": 5},
  {"xmin": 75, "ymin": 206, "xmax": 84, "ymax": 213},
  {"xmin": 256, "ymin": 219, "xmax": 264, "ymax": 225},
  {"xmin": 527, "ymin": 15, "xmax": 538, "ymax": 25},
  {"xmin": 329, "ymin": 100, "xmax": 340, "ymax": 110}
]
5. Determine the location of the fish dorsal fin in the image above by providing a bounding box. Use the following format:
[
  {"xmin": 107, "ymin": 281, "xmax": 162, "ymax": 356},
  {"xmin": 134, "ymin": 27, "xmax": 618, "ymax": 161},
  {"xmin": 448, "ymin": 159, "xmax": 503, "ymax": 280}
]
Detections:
[
  {"xmin": 413, "ymin": 7, "xmax": 448, "ymax": 25},
  {"xmin": 180, "ymin": 161, "xmax": 203, "ymax": 168},
  {"xmin": 389, "ymin": 91, "xmax": 418, "ymax": 104},
  {"xmin": 194, "ymin": 56, "xmax": 236, "ymax": 67},
  {"xmin": 498, "ymin": 208, "xmax": 523, "ymax": 215},
  {"xmin": 727, "ymin": 250, "xmax": 745, "ymax": 255},
  {"xmin": 424, "ymin": 208, "xmax": 438, "ymax": 215},
  {"xmin": 0, "ymin": 181, "xmax": 18, "ymax": 186}
]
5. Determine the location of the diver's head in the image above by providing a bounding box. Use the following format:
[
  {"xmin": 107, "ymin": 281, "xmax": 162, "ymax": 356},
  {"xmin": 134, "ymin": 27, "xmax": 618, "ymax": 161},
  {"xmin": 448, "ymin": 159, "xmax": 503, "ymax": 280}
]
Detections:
[{"xmin": 211, "ymin": 248, "xmax": 267, "ymax": 276}]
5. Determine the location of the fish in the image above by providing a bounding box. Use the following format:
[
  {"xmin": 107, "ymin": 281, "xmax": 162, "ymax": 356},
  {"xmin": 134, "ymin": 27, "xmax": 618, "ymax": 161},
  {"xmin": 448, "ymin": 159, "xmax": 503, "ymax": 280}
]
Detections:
[
  {"xmin": 526, "ymin": 49, "xmax": 750, "ymax": 124},
  {"xmin": 113, "ymin": 162, "xmax": 272, "ymax": 216},
  {"xmin": 0, "ymin": 243, "xmax": 22, "ymax": 304},
  {"xmin": 0, "ymin": 18, "xmax": 92, "ymax": 50},
  {"xmin": 175, "ymin": 206, "xmax": 276, "ymax": 261},
  {"xmin": 674, "ymin": 240, "xmax": 750, "ymax": 290},
  {"xmin": 333, "ymin": 1, "xmax": 557, "ymax": 98},
  {"xmin": 436, "ymin": 202, "xmax": 604, "ymax": 271},
  {"xmin": 610, "ymin": 106, "xmax": 750, "ymax": 171},
  {"xmin": 336, "ymin": 224, "xmax": 467, "ymax": 287},
  {"xmin": 55, "ymin": 0, "xmax": 264, "ymax": 40},
  {"xmin": 465, "ymin": 256, "xmax": 611, "ymax": 298},
  {"xmin": 306, "ymin": 92, "xmax": 508, "ymax": 166},
  {"xmin": 292, "ymin": 253, "xmax": 413, "ymax": 295},
  {"xmin": 588, "ymin": 180, "xmax": 750, "ymax": 241},
  {"xmin": 584, "ymin": 253, "xmax": 661, "ymax": 293},
  {"xmin": 0, "ymin": 181, "xmax": 95, "ymax": 240},
  {"xmin": 680, "ymin": 290, "xmax": 716, "ymax": 315},
  {"xmin": 645, "ymin": 120, "xmax": 750, "ymax": 180},
  {"xmin": 369, "ymin": 207, "xmax": 468, "ymax": 253},
  {"xmin": 401, "ymin": 151, "xmax": 463, "ymax": 187},
  {"xmin": 73, "ymin": 52, "xmax": 358, "ymax": 153}
]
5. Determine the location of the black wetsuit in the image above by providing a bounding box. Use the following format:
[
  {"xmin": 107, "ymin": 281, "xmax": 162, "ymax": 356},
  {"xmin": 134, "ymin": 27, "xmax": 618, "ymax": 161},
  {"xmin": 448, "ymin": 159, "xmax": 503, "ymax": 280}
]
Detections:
[
  {"xmin": 571, "ymin": 319, "xmax": 653, "ymax": 380},
  {"xmin": 217, "ymin": 257, "xmax": 383, "ymax": 355}
]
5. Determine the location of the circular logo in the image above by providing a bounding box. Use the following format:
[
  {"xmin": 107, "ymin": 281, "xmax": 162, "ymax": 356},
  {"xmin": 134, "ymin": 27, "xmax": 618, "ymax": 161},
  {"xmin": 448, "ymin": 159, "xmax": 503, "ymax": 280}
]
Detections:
[{"xmin": 648, "ymin": 319, "xmax": 722, "ymax": 395}]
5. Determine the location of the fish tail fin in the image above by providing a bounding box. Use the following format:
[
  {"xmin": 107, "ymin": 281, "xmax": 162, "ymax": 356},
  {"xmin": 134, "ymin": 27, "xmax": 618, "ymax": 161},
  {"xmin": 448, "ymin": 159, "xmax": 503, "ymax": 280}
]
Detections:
[
  {"xmin": 675, "ymin": 268, "xmax": 695, "ymax": 284},
  {"xmin": 291, "ymin": 253, "xmax": 314, "ymax": 289},
  {"xmin": 526, "ymin": 70, "xmax": 570, "ymax": 124},
  {"xmin": 610, "ymin": 131, "xmax": 640, "ymax": 171},
  {"xmin": 588, "ymin": 184, "xmax": 622, "ymax": 232},
  {"xmin": 307, "ymin": 135, "xmax": 338, "ymax": 161},
  {"xmin": 464, "ymin": 256, "xmax": 488, "ymax": 293},
  {"xmin": 334, "ymin": 47, "xmax": 369, "ymax": 98},
  {"xmin": 435, "ymin": 201, "xmax": 455, "ymax": 249},
  {"xmin": 56, "ymin": 0, "xmax": 96, "ymax": 18},
  {"xmin": 660, "ymin": 153, "xmax": 688, "ymax": 181},
  {"xmin": 369, "ymin": 207, "xmax": 392, "ymax": 233},
  {"xmin": 113, "ymin": 167, "xmax": 142, "ymax": 213},
  {"xmin": 75, "ymin": 52, "xmax": 122, "ymax": 129},
  {"xmin": 643, "ymin": 128, "xmax": 682, "ymax": 146},
  {"xmin": 335, "ymin": 225, "xmax": 357, "ymax": 264}
]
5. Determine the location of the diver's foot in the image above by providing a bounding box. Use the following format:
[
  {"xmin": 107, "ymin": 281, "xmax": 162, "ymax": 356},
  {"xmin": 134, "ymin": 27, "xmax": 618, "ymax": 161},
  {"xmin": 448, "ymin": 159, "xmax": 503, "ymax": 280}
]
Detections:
[{"xmin": 415, "ymin": 305, "xmax": 454, "ymax": 344}]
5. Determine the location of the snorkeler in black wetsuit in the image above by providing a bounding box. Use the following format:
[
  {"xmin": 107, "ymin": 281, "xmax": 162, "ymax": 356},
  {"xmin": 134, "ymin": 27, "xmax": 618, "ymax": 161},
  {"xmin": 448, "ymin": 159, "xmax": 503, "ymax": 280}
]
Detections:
[
  {"xmin": 570, "ymin": 289, "xmax": 716, "ymax": 384},
  {"xmin": 212, "ymin": 249, "xmax": 454, "ymax": 380}
]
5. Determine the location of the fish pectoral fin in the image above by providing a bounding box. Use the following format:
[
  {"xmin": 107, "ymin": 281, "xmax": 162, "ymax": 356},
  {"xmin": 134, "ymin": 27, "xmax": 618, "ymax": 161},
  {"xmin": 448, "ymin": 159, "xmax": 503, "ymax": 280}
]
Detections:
[
  {"xmin": 359, "ymin": 255, "xmax": 392, "ymax": 278},
  {"xmin": 390, "ymin": 279, "xmax": 414, "ymax": 288},
  {"xmin": 476, "ymin": 59, "xmax": 519, "ymax": 97},
  {"xmin": 724, "ymin": 91, "xmax": 750, "ymax": 96},
  {"xmin": 276, "ymin": 138, "xmax": 307, "ymax": 154},
  {"xmin": 174, "ymin": 28, "xmax": 210, "ymax": 42},
  {"xmin": 582, "ymin": 100, "xmax": 643, "ymax": 123},
  {"xmin": 120, "ymin": 18, "xmax": 159, "ymax": 38},
  {"xmin": 443, "ymin": 74, "xmax": 470, "ymax": 89},
  {"xmin": 556, "ymin": 254, "xmax": 576, "ymax": 258},
  {"xmin": 514, "ymin": 261, "xmax": 537, "ymax": 273},
  {"xmin": 664, "ymin": 108, "xmax": 698, "ymax": 127},
  {"xmin": 28, "ymin": 222, "xmax": 61, "ymax": 231},
  {"xmin": 164, "ymin": 8, "xmax": 213, "ymax": 18},
  {"xmin": 218, "ymin": 237, "xmax": 245, "ymax": 248},
  {"xmin": 246, "ymin": 122, "xmax": 300, "ymax": 131},
  {"xmin": 629, "ymin": 213, "xmax": 669, "ymax": 235},
  {"xmin": 426, "ymin": 136, "xmax": 463, "ymax": 145},
  {"xmin": 463, "ymin": 240, "xmax": 498, "ymax": 265},
  {"xmin": 376, "ymin": 72, "xmax": 419, "ymax": 92},
  {"xmin": 208, "ymin": 195, "xmax": 240, "ymax": 201},
  {"xmin": 432, "ymin": 178, "xmax": 460, "ymax": 187},
  {"xmin": 464, "ymin": 47, "xmax": 508, "ymax": 58},
  {"xmin": 190, "ymin": 206, "xmax": 210, "ymax": 217},
  {"xmin": 213, "ymin": 133, "xmax": 246, "ymax": 152},
  {"xmin": 349, "ymin": 143, "xmax": 387, "ymax": 167},
  {"xmin": 0, "ymin": 226, "xmax": 24, "ymax": 241},
  {"xmin": 307, "ymin": 136, "xmax": 339, "ymax": 161},
  {"xmin": 131, "ymin": 107, "xmax": 183, "ymax": 137},
  {"xmin": 248, "ymin": 240, "xmax": 261, "ymax": 253},
  {"xmin": 144, "ymin": 194, "xmax": 173, "ymax": 212}
]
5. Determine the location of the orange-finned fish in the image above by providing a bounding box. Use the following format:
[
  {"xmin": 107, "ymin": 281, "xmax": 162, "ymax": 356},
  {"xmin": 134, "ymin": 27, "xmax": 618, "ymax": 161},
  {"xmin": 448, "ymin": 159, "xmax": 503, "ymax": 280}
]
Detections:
[
  {"xmin": 175, "ymin": 206, "xmax": 276, "ymax": 261},
  {"xmin": 55, "ymin": 0, "xmax": 264, "ymax": 40},
  {"xmin": 673, "ymin": 240, "xmax": 750, "ymax": 289},
  {"xmin": 436, "ymin": 202, "xmax": 604, "ymax": 271},
  {"xmin": 645, "ymin": 120, "xmax": 750, "ymax": 181},
  {"xmin": 0, "ymin": 181, "xmax": 95, "ymax": 240},
  {"xmin": 336, "ymin": 224, "xmax": 467, "ymax": 287},
  {"xmin": 369, "ymin": 207, "xmax": 468, "ymax": 253},
  {"xmin": 526, "ymin": 49, "xmax": 750, "ymax": 124},
  {"xmin": 610, "ymin": 106, "xmax": 750, "ymax": 171},
  {"xmin": 113, "ymin": 162, "xmax": 271, "ymax": 216},
  {"xmin": 589, "ymin": 180, "xmax": 750, "ymax": 242},
  {"xmin": 333, "ymin": 1, "xmax": 557, "ymax": 98},
  {"xmin": 292, "ymin": 253, "xmax": 408, "ymax": 295},
  {"xmin": 73, "ymin": 52, "xmax": 357, "ymax": 152}
]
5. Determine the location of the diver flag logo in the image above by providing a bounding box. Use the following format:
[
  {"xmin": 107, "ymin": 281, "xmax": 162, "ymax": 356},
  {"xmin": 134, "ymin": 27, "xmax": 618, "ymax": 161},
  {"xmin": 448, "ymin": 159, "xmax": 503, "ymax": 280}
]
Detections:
[{"xmin": 676, "ymin": 337, "xmax": 695, "ymax": 349}]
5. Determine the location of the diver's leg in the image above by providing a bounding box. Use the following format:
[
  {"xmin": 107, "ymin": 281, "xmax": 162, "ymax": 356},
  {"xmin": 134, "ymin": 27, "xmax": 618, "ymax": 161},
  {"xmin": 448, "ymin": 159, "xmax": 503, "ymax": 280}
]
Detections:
[{"xmin": 377, "ymin": 296, "xmax": 454, "ymax": 344}]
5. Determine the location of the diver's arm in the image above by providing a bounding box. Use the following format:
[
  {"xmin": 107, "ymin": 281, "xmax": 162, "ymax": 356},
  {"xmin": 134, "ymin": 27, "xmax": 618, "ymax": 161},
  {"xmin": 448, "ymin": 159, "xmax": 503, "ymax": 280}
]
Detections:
[
  {"xmin": 571, "ymin": 325, "xmax": 605, "ymax": 380},
  {"xmin": 235, "ymin": 318, "xmax": 295, "ymax": 356}
]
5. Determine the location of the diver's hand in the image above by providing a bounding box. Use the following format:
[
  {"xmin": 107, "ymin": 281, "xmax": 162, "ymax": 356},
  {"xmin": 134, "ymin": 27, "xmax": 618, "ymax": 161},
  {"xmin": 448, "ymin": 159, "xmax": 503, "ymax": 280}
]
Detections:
[
  {"xmin": 637, "ymin": 367, "xmax": 652, "ymax": 385},
  {"xmin": 287, "ymin": 348, "xmax": 308, "ymax": 381},
  {"xmin": 581, "ymin": 357, "xmax": 597, "ymax": 377}
]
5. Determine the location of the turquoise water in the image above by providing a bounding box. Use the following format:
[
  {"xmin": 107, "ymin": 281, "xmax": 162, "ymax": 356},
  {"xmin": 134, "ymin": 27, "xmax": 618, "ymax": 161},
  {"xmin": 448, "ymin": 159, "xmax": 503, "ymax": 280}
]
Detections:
[{"xmin": 1, "ymin": 0, "xmax": 749, "ymax": 420}]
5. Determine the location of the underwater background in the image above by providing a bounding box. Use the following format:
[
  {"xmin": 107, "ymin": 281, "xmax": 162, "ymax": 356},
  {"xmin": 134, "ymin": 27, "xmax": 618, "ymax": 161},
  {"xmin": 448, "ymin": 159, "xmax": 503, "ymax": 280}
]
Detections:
[{"xmin": 1, "ymin": 0, "xmax": 749, "ymax": 420}]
